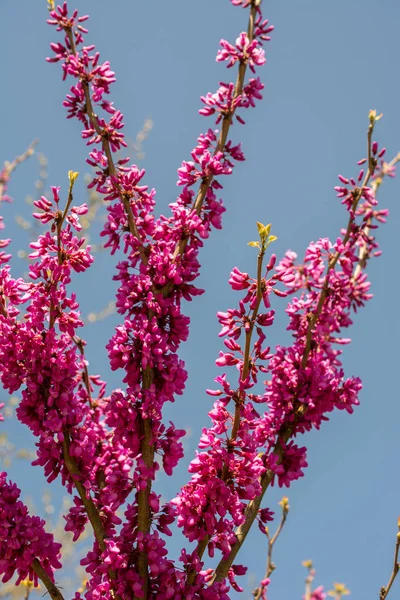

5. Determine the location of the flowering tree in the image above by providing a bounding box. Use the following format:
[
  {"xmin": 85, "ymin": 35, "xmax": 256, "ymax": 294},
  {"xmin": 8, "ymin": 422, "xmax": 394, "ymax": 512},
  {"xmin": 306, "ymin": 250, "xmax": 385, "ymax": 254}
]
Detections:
[{"xmin": 0, "ymin": 1, "xmax": 399, "ymax": 599}]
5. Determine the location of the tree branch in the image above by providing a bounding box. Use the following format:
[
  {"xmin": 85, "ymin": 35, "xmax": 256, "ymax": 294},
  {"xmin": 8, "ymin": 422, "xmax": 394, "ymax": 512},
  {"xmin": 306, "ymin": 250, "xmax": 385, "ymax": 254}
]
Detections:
[{"xmin": 31, "ymin": 558, "xmax": 65, "ymax": 600}]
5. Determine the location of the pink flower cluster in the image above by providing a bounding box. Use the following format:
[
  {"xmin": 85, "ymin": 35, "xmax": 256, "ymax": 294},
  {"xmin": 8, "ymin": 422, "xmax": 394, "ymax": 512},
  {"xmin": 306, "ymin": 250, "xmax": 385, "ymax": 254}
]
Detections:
[
  {"xmin": 0, "ymin": 180, "xmax": 105, "ymax": 588},
  {"xmin": 0, "ymin": 472, "xmax": 62, "ymax": 585},
  {"xmin": 173, "ymin": 146, "xmax": 392, "ymax": 584},
  {"xmin": 0, "ymin": 182, "xmax": 93, "ymax": 476}
]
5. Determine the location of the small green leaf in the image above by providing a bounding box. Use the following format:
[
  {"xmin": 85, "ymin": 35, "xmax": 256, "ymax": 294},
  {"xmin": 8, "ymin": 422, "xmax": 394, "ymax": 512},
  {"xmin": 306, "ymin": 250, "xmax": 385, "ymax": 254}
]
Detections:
[
  {"xmin": 256, "ymin": 221, "xmax": 272, "ymax": 242},
  {"xmin": 68, "ymin": 170, "xmax": 79, "ymax": 185},
  {"xmin": 263, "ymin": 223, "xmax": 272, "ymax": 238},
  {"xmin": 369, "ymin": 108, "xmax": 383, "ymax": 123}
]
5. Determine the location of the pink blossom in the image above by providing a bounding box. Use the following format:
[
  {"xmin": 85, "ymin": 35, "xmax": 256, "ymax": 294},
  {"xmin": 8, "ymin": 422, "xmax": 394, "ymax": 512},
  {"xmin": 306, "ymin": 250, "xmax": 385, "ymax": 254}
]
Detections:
[
  {"xmin": 217, "ymin": 33, "xmax": 266, "ymax": 73},
  {"xmin": 0, "ymin": 473, "xmax": 62, "ymax": 585}
]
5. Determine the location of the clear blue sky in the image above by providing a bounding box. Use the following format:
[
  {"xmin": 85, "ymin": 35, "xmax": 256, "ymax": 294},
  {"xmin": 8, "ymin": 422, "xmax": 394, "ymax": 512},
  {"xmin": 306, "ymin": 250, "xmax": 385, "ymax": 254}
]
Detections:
[{"xmin": 2, "ymin": 1, "xmax": 400, "ymax": 598}]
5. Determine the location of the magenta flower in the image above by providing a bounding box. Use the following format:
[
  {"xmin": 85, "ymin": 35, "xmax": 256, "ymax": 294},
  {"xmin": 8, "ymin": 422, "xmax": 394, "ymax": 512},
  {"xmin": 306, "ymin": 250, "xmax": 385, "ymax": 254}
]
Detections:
[
  {"xmin": 217, "ymin": 33, "xmax": 266, "ymax": 73},
  {"xmin": 33, "ymin": 186, "xmax": 88, "ymax": 231}
]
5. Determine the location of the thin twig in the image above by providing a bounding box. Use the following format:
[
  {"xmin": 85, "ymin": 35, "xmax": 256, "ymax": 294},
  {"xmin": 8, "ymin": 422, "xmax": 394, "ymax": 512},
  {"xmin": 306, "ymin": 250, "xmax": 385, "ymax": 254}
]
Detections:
[
  {"xmin": 72, "ymin": 336, "xmax": 94, "ymax": 408},
  {"xmin": 253, "ymin": 498, "xmax": 289, "ymax": 599},
  {"xmin": 266, "ymin": 500, "xmax": 288, "ymax": 577},
  {"xmin": 302, "ymin": 561, "xmax": 315, "ymax": 600},
  {"xmin": 305, "ymin": 572, "xmax": 314, "ymax": 600},
  {"xmin": 380, "ymin": 520, "xmax": 400, "ymax": 599}
]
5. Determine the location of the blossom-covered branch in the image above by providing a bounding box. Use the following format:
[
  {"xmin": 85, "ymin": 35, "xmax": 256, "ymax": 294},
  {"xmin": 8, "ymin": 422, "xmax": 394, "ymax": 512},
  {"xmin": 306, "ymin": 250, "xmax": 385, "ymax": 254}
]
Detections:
[
  {"xmin": 0, "ymin": 1, "xmax": 398, "ymax": 598},
  {"xmin": 0, "ymin": 170, "xmax": 111, "ymax": 596},
  {"xmin": 171, "ymin": 110, "xmax": 397, "ymax": 594},
  {"xmin": 44, "ymin": 0, "xmax": 273, "ymax": 596}
]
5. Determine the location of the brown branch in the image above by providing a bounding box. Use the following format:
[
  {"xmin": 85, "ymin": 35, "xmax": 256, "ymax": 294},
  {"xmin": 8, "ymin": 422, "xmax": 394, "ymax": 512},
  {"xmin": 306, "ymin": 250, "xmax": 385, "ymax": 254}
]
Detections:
[
  {"xmin": 380, "ymin": 520, "xmax": 400, "ymax": 600},
  {"xmin": 49, "ymin": 174, "xmax": 76, "ymax": 327},
  {"xmin": 235, "ymin": 246, "xmax": 265, "ymax": 437},
  {"xmin": 211, "ymin": 454, "xmax": 277, "ymax": 583},
  {"xmin": 31, "ymin": 558, "xmax": 65, "ymax": 600},
  {"xmin": 60, "ymin": 434, "xmax": 123, "ymax": 600},
  {"xmin": 61, "ymin": 434, "xmax": 105, "ymax": 551},
  {"xmin": 183, "ymin": 3, "xmax": 265, "ymax": 585},
  {"xmin": 265, "ymin": 498, "xmax": 288, "ymax": 577},
  {"xmin": 72, "ymin": 336, "xmax": 94, "ymax": 408}
]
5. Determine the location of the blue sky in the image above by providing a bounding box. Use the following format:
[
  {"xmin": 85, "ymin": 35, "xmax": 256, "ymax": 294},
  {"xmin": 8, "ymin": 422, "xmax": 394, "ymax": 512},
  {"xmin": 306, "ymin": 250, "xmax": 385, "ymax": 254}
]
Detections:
[{"xmin": 2, "ymin": 1, "xmax": 400, "ymax": 598}]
